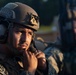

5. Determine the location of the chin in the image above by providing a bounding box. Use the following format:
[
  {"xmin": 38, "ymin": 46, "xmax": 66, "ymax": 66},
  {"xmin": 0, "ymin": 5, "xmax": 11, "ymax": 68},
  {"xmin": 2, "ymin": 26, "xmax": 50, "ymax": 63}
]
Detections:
[{"xmin": 18, "ymin": 47, "xmax": 27, "ymax": 51}]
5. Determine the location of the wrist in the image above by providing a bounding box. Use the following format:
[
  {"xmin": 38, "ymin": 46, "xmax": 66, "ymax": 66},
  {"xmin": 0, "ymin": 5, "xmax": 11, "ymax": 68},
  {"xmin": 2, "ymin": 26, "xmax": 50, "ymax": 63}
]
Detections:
[{"xmin": 38, "ymin": 60, "xmax": 48, "ymax": 74}]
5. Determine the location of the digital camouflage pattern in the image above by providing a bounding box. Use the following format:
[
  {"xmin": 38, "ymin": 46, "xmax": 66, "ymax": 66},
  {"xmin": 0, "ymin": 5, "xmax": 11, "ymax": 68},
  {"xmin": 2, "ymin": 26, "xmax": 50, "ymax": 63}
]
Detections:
[
  {"xmin": 44, "ymin": 47, "xmax": 63, "ymax": 74},
  {"xmin": 0, "ymin": 53, "xmax": 22, "ymax": 75},
  {"xmin": 0, "ymin": 64, "xmax": 8, "ymax": 75},
  {"xmin": 0, "ymin": 52, "xmax": 57, "ymax": 75},
  {"xmin": 44, "ymin": 46, "xmax": 76, "ymax": 75}
]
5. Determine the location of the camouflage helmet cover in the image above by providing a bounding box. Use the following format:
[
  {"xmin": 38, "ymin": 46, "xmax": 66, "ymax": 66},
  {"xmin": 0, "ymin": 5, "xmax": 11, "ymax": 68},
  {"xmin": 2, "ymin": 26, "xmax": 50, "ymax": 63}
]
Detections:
[{"xmin": 0, "ymin": 2, "xmax": 40, "ymax": 31}]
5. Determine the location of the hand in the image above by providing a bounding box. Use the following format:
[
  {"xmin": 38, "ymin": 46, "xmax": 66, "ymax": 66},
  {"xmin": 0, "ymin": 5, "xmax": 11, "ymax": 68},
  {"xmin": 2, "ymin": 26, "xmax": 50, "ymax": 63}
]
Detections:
[
  {"xmin": 22, "ymin": 50, "xmax": 38, "ymax": 73},
  {"xmin": 35, "ymin": 50, "xmax": 47, "ymax": 70}
]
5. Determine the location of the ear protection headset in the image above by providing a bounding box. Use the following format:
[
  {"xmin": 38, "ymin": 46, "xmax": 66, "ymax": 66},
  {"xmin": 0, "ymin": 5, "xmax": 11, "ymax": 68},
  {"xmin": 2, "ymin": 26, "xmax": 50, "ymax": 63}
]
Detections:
[{"xmin": 0, "ymin": 16, "xmax": 10, "ymax": 43}]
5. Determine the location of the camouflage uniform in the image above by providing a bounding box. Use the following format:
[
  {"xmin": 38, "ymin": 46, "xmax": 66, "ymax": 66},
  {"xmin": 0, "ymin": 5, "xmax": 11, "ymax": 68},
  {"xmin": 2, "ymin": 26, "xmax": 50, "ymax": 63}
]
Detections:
[
  {"xmin": 0, "ymin": 52, "xmax": 57, "ymax": 75},
  {"xmin": 0, "ymin": 2, "xmax": 56, "ymax": 75},
  {"xmin": 44, "ymin": 45, "xmax": 76, "ymax": 75}
]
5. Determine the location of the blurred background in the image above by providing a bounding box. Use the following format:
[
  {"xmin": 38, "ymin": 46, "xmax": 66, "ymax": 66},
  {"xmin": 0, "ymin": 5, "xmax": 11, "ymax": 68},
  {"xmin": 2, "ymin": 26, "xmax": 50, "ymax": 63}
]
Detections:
[{"xmin": 0, "ymin": 0, "xmax": 60, "ymax": 42}]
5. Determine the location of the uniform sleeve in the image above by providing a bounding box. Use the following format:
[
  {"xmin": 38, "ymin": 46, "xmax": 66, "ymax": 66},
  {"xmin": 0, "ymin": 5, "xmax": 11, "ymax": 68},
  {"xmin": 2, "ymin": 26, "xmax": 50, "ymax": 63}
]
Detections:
[
  {"xmin": 44, "ymin": 47, "xmax": 63, "ymax": 75},
  {"xmin": 20, "ymin": 71, "xmax": 35, "ymax": 75},
  {"xmin": 0, "ymin": 64, "xmax": 8, "ymax": 75},
  {"xmin": 0, "ymin": 63, "xmax": 35, "ymax": 75}
]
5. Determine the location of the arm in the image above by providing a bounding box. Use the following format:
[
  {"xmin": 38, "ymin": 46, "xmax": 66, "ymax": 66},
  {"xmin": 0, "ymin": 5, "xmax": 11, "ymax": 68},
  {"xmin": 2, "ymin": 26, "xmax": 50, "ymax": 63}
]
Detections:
[{"xmin": 44, "ymin": 47, "xmax": 64, "ymax": 75}]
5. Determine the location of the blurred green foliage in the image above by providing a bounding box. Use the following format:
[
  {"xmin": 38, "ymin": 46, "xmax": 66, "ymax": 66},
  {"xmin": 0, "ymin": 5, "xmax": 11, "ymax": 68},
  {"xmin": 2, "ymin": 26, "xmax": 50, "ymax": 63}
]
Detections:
[
  {"xmin": 38, "ymin": 25, "xmax": 51, "ymax": 32},
  {"xmin": 0, "ymin": 0, "xmax": 59, "ymax": 26}
]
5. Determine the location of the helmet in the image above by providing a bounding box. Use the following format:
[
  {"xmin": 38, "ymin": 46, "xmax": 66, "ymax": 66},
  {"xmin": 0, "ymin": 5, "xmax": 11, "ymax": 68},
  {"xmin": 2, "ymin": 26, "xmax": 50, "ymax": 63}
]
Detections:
[
  {"xmin": 0, "ymin": 2, "xmax": 40, "ymax": 31},
  {"xmin": 0, "ymin": 2, "xmax": 40, "ymax": 43}
]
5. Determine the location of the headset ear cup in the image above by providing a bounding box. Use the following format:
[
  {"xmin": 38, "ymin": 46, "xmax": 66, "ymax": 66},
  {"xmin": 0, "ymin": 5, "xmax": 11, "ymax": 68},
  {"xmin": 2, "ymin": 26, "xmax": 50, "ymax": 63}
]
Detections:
[
  {"xmin": 0, "ymin": 24, "xmax": 6, "ymax": 36},
  {"xmin": 0, "ymin": 22, "xmax": 9, "ymax": 43}
]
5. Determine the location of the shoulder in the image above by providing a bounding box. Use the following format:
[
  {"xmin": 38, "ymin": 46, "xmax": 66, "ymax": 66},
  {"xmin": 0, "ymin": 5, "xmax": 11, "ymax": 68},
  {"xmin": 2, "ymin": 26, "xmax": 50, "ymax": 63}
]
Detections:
[
  {"xmin": 44, "ymin": 46, "xmax": 63, "ymax": 58},
  {"xmin": 34, "ymin": 37, "xmax": 48, "ymax": 51},
  {"xmin": 44, "ymin": 46, "xmax": 63, "ymax": 74},
  {"xmin": 0, "ymin": 53, "xmax": 8, "ymax": 75}
]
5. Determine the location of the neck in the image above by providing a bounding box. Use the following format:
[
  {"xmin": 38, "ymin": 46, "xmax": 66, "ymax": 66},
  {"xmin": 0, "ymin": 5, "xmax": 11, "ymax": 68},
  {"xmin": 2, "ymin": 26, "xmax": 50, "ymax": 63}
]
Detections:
[{"xmin": 0, "ymin": 44, "xmax": 12, "ymax": 55}]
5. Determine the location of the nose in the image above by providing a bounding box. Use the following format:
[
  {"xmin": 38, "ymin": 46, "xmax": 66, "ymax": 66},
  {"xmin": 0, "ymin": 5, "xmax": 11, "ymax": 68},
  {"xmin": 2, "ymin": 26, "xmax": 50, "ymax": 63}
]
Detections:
[{"xmin": 20, "ymin": 33, "xmax": 28, "ymax": 43}]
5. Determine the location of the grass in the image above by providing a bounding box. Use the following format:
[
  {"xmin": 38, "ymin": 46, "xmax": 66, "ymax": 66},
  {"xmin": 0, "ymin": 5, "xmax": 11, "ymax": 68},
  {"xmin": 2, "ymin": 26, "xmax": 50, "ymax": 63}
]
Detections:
[{"xmin": 38, "ymin": 25, "xmax": 51, "ymax": 32}]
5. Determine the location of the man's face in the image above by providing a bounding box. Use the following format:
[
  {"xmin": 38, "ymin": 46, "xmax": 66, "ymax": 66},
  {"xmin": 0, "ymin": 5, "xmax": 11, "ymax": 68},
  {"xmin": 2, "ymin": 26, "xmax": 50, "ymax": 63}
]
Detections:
[{"xmin": 8, "ymin": 25, "xmax": 33, "ymax": 52}]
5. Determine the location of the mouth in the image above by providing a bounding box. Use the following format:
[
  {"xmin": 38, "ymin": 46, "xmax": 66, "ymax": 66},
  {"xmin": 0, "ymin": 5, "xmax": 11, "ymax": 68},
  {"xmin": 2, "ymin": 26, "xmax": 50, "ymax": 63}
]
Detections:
[{"xmin": 20, "ymin": 44, "xmax": 27, "ymax": 48}]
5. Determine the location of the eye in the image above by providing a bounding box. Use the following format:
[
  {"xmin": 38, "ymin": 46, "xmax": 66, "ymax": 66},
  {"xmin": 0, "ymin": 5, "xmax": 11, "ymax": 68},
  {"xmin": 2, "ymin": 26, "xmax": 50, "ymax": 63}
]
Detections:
[
  {"xmin": 15, "ymin": 30, "xmax": 22, "ymax": 34},
  {"xmin": 20, "ymin": 31, "xmax": 24, "ymax": 33},
  {"xmin": 28, "ymin": 31, "xmax": 33, "ymax": 36}
]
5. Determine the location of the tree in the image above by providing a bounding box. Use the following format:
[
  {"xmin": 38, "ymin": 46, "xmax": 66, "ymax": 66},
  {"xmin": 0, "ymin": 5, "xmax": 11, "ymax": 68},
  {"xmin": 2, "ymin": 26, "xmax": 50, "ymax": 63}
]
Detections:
[{"xmin": 0, "ymin": 0, "xmax": 59, "ymax": 25}]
